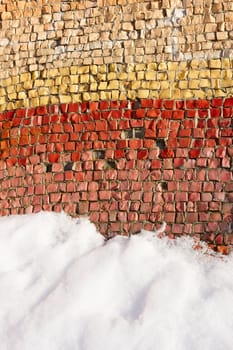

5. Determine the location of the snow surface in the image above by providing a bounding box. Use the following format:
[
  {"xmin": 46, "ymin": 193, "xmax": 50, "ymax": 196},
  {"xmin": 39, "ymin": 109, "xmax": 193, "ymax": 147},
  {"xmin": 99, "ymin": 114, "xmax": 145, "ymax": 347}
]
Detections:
[{"xmin": 0, "ymin": 211, "xmax": 233, "ymax": 350}]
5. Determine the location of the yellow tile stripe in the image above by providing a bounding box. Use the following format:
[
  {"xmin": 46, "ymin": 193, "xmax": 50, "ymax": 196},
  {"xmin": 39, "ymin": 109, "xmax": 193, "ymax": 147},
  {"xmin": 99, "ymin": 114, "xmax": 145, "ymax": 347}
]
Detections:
[{"xmin": 0, "ymin": 58, "xmax": 233, "ymax": 111}]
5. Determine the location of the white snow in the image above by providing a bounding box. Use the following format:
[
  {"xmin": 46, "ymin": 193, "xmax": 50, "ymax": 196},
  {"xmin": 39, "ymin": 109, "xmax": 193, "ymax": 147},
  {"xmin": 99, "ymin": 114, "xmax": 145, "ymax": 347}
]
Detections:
[{"xmin": 0, "ymin": 211, "xmax": 233, "ymax": 350}]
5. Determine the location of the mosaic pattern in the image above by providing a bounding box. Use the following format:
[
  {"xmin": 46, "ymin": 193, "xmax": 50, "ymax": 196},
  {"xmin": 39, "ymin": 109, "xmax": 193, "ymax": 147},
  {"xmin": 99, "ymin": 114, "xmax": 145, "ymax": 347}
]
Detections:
[{"xmin": 0, "ymin": 98, "xmax": 232, "ymax": 251}]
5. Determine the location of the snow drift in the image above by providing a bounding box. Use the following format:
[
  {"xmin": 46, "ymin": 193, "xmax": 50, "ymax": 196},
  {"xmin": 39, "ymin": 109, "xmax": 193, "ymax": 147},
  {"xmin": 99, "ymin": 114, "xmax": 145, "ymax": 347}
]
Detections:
[{"xmin": 0, "ymin": 211, "xmax": 233, "ymax": 350}]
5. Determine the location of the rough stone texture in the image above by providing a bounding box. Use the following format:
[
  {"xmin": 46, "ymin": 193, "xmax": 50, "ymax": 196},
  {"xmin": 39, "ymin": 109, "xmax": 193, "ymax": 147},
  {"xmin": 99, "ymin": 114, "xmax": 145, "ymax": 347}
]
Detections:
[
  {"xmin": 0, "ymin": 0, "xmax": 233, "ymax": 111},
  {"xmin": 0, "ymin": 0, "xmax": 233, "ymax": 80}
]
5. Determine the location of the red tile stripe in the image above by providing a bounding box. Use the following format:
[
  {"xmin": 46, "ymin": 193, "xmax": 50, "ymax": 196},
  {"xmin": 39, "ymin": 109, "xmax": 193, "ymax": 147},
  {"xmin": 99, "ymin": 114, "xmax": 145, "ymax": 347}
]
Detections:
[{"xmin": 0, "ymin": 98, "xmax": 232, "ymax": 253}]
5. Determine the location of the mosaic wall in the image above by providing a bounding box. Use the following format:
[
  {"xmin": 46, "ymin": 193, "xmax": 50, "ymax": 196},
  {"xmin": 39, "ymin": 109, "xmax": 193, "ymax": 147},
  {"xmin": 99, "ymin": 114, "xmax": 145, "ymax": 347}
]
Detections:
[{"xmin": 0, "ymin": 0, "xmax": 232, "ymax": 252}]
